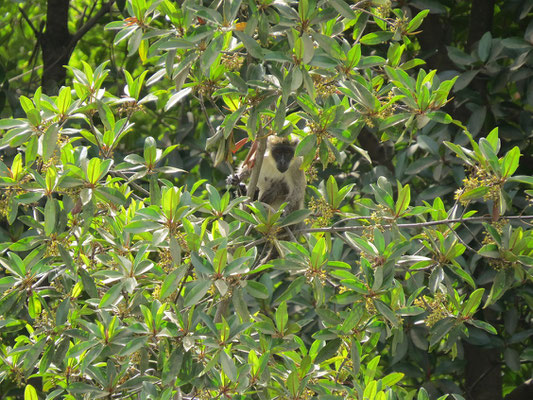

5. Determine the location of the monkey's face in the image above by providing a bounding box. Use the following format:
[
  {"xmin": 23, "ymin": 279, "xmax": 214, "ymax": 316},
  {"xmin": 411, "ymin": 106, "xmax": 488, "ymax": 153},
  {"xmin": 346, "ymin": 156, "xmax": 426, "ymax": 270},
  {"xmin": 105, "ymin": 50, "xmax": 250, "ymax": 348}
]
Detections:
[{"xmin": 272, "ymin": 145, "xmax": 294, "ymax": 173}]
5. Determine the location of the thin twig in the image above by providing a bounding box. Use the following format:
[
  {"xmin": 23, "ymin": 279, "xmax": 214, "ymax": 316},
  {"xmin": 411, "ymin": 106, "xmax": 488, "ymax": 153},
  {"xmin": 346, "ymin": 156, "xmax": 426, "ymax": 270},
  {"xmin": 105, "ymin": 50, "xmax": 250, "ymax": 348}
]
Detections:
[
  {"xmin": 305, "ymin": 215, "xmax": 533, "ymax": 234},
  {"xmin": 332, "ymin": 215, "xmax": 389, "ymax": 227},
  {"xmin": 19, "ymin": 6, "xmax": 40, "ymax": 37},
  {"xmin": 196, "ymin": 94, "xmax": 217, "ymax": 137},
  {"xmin": 111, "ymin": 171, "xmax": 150, "ymax": 196},
  {"xmin": 335, "ymin": 357, "xmax": 350, "ymax": 383},
  {"xmin": 207, "ymin": 96, "xmax": 225, "ymax": 117},
  {"xmin": 8, "ymin": 65, "xmax": 43, "ymax": 83},
  {"xmin": 69, "ymin": 1, "xmax": 116, "ymax": 47}
]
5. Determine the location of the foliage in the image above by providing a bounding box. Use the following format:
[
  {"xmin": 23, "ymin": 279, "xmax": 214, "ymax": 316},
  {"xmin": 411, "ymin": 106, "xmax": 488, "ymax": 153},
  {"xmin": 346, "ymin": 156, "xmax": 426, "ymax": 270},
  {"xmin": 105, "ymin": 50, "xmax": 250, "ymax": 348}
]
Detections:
[{"xmin": 0, "ymin": 1, "xmax": 532, "ymax": 399}]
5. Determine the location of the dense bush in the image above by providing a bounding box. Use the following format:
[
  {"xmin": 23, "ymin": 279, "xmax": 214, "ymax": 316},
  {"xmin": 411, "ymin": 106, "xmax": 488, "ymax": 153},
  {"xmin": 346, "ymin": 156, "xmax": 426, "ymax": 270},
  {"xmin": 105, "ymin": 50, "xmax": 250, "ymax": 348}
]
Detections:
[{"xmin": 0, "ymin": 1, "xmax": 532, "ymax": 399}]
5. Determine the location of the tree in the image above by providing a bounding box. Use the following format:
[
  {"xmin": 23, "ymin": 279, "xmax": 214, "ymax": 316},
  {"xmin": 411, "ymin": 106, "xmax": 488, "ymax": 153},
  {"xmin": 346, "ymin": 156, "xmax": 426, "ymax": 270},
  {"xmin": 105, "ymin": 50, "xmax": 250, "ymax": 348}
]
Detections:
[{"xmin": 0, "ymin": 1, "xmax": 532, "ymax": 399}]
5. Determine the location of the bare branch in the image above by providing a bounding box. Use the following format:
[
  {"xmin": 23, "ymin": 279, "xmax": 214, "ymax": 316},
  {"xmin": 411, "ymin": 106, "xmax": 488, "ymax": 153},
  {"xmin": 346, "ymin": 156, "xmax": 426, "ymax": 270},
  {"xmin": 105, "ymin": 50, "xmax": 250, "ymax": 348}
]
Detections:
[
  {"xmin": 305, "ymin": 215, "xmax": 533, "ymax": 234},
  {"xmin": 246, "ymin": 127, "xmax": 267, "ymax": 199},
  {"xmin": 19, "ymin": 6, "xmax": 40, "ymax": 37},
  {"xmin": 196, "ymin": 94, "xmax": 217, "ymax": 137},
  {"xmin": 69, "ymin": 0, "xmax": 116, "ymax": 48}
]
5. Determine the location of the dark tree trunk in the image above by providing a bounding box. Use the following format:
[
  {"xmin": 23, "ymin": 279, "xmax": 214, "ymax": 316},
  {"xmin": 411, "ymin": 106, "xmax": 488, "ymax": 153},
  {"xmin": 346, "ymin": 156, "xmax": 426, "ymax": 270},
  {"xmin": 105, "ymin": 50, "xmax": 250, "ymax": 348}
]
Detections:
[
  {"xmin": 505, "ymin": 380, "xmax": 533, "ymax": 400},
  {"xmin": 417, "ymin": 13, "xmax": 455, "ymax": 71},
  {"xmin": 467, "ymin": 0, "xmax": 495, "ymax": 51},
  {"xmin": 464, "ymin": 342, "xmax": 503, "ymax": 400},
  {"xmin": 41, "ymin": 0, "xmax": 72, "ymax": 94},
  {"xmin": 357, "ymin": 130, "xmax": 394, "ymax": 171}
]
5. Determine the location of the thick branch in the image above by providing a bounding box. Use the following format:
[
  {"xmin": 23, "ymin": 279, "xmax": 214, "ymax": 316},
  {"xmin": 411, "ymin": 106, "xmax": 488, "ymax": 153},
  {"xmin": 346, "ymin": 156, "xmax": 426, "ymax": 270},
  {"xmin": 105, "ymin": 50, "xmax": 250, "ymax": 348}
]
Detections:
[
  {"xmin": 41, "ymin": 0, "xmax": 115, "ymax": 92},
  {"xmin": 467, "ymin": 0, "xmax": 495, "ymax": 51},
  {"xmin": 505, "ymin": 379, "xmax": 533, "ymax": 400},
  {"xmin": 246, "ymin": 130, "xmax": 267, "ymax": 199}
]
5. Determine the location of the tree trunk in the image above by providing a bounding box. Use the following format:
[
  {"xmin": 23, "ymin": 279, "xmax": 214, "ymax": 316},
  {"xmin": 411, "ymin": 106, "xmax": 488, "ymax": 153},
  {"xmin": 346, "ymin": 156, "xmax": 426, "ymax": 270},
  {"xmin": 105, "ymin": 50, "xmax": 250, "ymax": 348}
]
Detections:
[
  {"xmin": 467, "ymin": 0, "xmax": 495, "ymax": 51},
  {"xmin": 464, "ymin": 343, "xmax": 502, "ymax": 400},
  {"xmin": 505, "ymin": 380, "xmax": 533, "ymax": 400},
  {"xmin": 41, "ymin": 0, "xmax": 72, "ymax": 94}
]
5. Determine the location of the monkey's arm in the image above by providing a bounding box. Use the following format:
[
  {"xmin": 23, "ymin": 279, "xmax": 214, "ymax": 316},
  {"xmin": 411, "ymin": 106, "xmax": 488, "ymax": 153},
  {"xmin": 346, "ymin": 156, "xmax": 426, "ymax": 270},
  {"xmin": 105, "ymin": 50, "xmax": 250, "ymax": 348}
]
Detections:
[
  {"xmin": 226, "ymin": 166, "xmax": 250, "ymax": 185},
  {"xmin": 259, "ymin": 178, "xmax": 289, "ymax": 207},
  {"xmin": 286, "ymin": 167, "xmax": 306, "ymax": 214}
]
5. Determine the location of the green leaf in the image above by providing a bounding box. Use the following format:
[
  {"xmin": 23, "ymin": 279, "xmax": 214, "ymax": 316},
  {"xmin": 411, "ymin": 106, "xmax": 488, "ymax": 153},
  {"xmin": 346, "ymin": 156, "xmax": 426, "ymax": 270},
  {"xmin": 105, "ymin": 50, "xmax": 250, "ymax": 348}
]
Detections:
[
  {"xmin": 160, "ymin": 266, "xmax": 187, "ymax": 300},
  {"xmin": 429, "ymin": 318, "xmax": 454, "ymax": 348},
  {"xmin": 43, "ymin": 124, "xmax": 59, "ymax": 162},
  {"xmin": 124, "ymin": 220, "xmax": 162, "ymax": 233},
  {"xmin": 44, "ymin": 197, "xmax": 58, "ymax": 236},
  {"xmin": 279, "ymin": 209, "xmax": 311, "ymax": 227},
  {"xmin": 315, "ymin": 338, "xmax": 341, "ymax": 364},
  {"xmin": 447, "ymin": 46, "xmax": 476, "ymax": 66},
  {"xmin": 57, "ymin": 86, "xmax": 72, "ymax": 114},
  {"xmin": 329, "ymin": 0, "xmax": 355, "ymax": 19},
  {"xmin": 484, "ymin": 271, "xmax": 507, "ymax": 307},
  {"xmin": 97, "ymin": 100, "xmax": 115, "ymax": 131},
  {"xmin": 479, "ymin": 138, "xmax": 500, "ymax": 173},
  {"xmin": 287, "ymin": 371, "xmax": 299, "ymax": 397},
  {"xmin": 56, "ymin": 298, "xmax": 70, "ymax": 326},
  {"xmin": 118, "ymin": 337, "xmax": 148, "ymax": 357},
  {"xmin": 501, "ymin": 146, "xmax": 520, "ymax": 178},
  {"xmin": 275, "ymin": 301, "xmax": 288, "ymax": 333},
  {"xmin": 461, "ymin": 288, "xmax": 484, "ymax": 317},
  {"xmin": 407, "ymin": 9, "xmax": 429, "ymax": 32},
  {"xmin": 162, "ymin": 347, "xmax": 184, "ymax": 385},
  {"xmin": 184, "ymin": 279, "xmax": 212, "ymax": 307},
  {"xmin": 427, "ymin": 111, "xmax": 452, "ymax": 124},
  {"xmin": 79, "ymin": 268, "xmax": 98, "ymax": 298},
  {"xmin": 245, "ymin": 280, "xmax": 269, "ymax": 299},
  {"xmin": 200, "ymin": 33, "xmax": 224, "ymax": 73},
  {"xmin": 395, "ymin": 184, "xmax": 410, "ymax": 216},
  {"xmin": 459, "ymin": 186, "xmax": 490, "ymax": 202},
  {"xmin": 382, "ymin": 372, "xmax": 405, "ymax": 386},
  {"xmin": 220, "ymin": 350, "xmax": 237, "ymax": 381},
  {"xmin": 345, "ymin": 232, "xmax": 378, "ymax": 256},
  {"xmin": 99, "ymin": 283, "xmax": 124, "ymax": 308},
  {"xmin": 222, "ymin": 106, "xmax": 246, "ymax": 138},
  {"xmin": 165, "ymin": 88, "xmax": 192, "ymax": 111},
  {"xmin": 24, "ymin": 384, "xmax": 38, "ymax": 400},
  {"xmin": 276, "ymin": 276, "xmax": 306, "ymax": 303},
  {"xmin": 23, "ymin": 337, "xmax": 47, "ymax": 374},
  {"xmin": 418, "ymin": 387, "xmax": 430, "ymax": 400},
  {"xmin": 360, "ymin": 31, "xmax": 394, "ymax": 45},
  {"xmin": 374, "ymin": 300, "xmax": 400, "ymax": 327},
  {"xmin": 508, "ymin": 175, "xmax": 533, "ymax": 185},
  {"xmin": 351, "ymin": 340, "xmax": 361, "ymax": 375},
  {"xmin": 478, "ymin": 31, "xmax": 492, "ymax": 62},
  {"xmin": 295, "ymin": 134, "xmax": 317, "ymax": 157},
  {"xmin": 467, "ymin": 319, "xmax": 497, "ymax": 335},
  {"xmin": 233, "ymin": 31, "xmax": 264, "ymax": 59},
  {"xmin": 96, "ymin": 187, "xmax": 127, "ymax": 206}
]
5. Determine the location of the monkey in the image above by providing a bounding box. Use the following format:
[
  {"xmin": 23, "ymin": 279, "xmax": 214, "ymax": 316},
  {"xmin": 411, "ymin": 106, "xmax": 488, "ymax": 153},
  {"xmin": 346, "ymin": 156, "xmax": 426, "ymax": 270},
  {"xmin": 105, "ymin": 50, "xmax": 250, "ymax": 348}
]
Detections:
[
  {"xmin": 257, "ymin": 136, "xmax": 306, "ymax": 214},
  {"xmin": 227, "ymin": 136, "xmax": 306, "ymax": 215}
]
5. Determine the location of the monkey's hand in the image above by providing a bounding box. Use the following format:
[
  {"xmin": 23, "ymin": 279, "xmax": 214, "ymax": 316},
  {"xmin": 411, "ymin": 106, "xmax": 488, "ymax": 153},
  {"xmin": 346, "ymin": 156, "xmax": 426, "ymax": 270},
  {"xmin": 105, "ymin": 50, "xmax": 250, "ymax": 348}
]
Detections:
[
  {"xmin": 226, "ymin": 173, "xmax": 247, "ymax": 197},
  {"xmin": 226, "ymin": 173, "xmax": 241, "ymax": 186}
]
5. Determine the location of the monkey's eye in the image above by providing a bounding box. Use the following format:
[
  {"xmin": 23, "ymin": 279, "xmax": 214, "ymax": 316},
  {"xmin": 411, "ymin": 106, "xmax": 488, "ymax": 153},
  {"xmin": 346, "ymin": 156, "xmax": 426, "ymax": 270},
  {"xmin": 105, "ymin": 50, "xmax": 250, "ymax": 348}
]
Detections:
[{"xmin": 273, "ymin": 148, "xmax": 293, "ymax": 158}]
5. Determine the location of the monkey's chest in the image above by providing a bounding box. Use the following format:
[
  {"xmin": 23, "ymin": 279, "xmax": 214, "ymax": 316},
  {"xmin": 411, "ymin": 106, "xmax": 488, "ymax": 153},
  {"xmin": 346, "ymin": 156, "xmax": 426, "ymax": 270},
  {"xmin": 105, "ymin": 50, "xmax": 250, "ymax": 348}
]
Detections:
[{"xmin": 258, "ymin": 177, "xmax": 290, "ymax": 206}]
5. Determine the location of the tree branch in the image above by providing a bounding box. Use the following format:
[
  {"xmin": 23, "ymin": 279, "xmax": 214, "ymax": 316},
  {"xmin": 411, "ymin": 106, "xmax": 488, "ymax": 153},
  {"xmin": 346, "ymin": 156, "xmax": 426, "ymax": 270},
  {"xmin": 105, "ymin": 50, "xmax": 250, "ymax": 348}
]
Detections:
[
  {"xmin": 306, "ymin": 215, "xmax": 533, "ymax": 234},
  {"xmin": 19, "ymin": 6, "xmax": 40, "ymax": 37},
  {"xmin": 246, "ymin": 127, "xmax": 267, "ymax": 199},
  {"xmin": 69, "ymin": 0, "xmax": 116, "ymax": 48}
]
